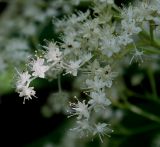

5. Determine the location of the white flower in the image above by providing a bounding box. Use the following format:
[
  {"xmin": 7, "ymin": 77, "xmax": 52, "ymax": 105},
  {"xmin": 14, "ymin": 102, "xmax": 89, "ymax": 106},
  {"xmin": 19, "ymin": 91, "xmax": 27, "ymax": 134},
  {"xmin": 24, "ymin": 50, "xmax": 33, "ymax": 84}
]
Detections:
[
  {"xmin": 118, "ymin": 32, "xmax": 133, "ymax": 46},
  {"xmin": 100, "ymin": 36, "xmax": 121, "ymax": 57},
  {"xmin": 31, "ymin": 58, "xmax": 49, "ymax": 78},
  {"xmin": 136, "ymin": 2, "xmax": 153, "ymax": 22},
  {"xmin": 16, "ymin": 71, "xmax": 32, "ymax": 90},
  {"xmin": 82, "ymin": 19, "xmax": 99, "ymax": 38},
  {"xmin": 103, "ymin": 65, "xmax": 117, "ymax": 88},
  {"xmin": 18, "ymin": 86, "xmax": 36, "ymax": 104},
  {"xmin": 70, "ymin": 119, "xmax": 92, "ymax": 137},
  {"xmin": 74, "ymin": 10, "xmax": 90, "ymax": 22},
  {"xmin": 65, "ymin": 60, "xmax": 82, "ymax": 76},
  {"xmin": 86, "ymin": 76, "xmax": 106, "ymax": 90},
  {"xmin": 69, "ymin": 99, "xmax": 90, "ymax": 120},
  {"xmin": 15, "ymin": 70, "xmax": 37, "ymax": 104},
  {"xmin": 93, "ymin": 65, "xmax": 117, "ymax": 88},
  {"xmin": 44, "ymin": 42, "xmax": 62, "ymax": 63},
  {"xmin": 121, "ymin": 19, "xmax": 141, "ymax": 35},
  {"xmin": 93, "ymin": 123, "xmax": 113, "ymax": 143},
  {"xmin": 88, "ymin": 91, "xmax": 111, "ymax": 110},
  {"xmin": 154, "ymin": 0, "xmax": 160, "ymax": 15},
  {"xmin": 16, "ymin": 71, "xmax": 32, "ymax": 95},
  {"xmin": 62, "ymin": 34, "xmax": 80, "ymax": 51},
  {"xmin": 130, "ymin": 45, "xmax": 144, "ymax": 64}
]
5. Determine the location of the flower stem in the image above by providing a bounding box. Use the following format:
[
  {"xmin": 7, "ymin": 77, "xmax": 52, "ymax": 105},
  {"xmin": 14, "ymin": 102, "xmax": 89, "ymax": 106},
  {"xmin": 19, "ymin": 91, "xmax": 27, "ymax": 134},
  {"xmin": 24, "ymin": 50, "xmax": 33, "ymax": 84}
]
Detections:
[
  {"xmin": 126, "ymin": 103, "xmax": 160, "ymax": 123},
  {"xmin": 149, "ymin": 20, "xmax": 155, "ymax": 42},
  {"xmin": 112, "ymin": 100, "xmax": 160, "ymax": 124},
  {"xmin": 58, "ymin": 74, "xmax": 62, "ymax": 92},
  {"xmin": 147, "ymin": 69, "xmax": 158, "ymax": 100}
]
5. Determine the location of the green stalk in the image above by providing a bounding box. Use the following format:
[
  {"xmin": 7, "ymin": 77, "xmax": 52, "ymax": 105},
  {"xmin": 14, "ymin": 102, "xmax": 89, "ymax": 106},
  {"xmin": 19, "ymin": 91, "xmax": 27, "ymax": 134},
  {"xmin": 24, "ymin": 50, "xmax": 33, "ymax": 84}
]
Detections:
[
  {"xmin": 126, "ymin": 103, "xmax": 160, "ymax": 123},
  {"xmin": 112, "ymin": 100, "xmax": 160, "ymax": 124},
  {"xmin": 147, "ymin": 69, "xmax": 158, "ymax": 100},
  {"xmin": 58, "ymin": 74, "xmax": 62, "ymax": 93},
  {"xmin": 149, "ymin": 20, "xmax": 155, "ymax": 42}
]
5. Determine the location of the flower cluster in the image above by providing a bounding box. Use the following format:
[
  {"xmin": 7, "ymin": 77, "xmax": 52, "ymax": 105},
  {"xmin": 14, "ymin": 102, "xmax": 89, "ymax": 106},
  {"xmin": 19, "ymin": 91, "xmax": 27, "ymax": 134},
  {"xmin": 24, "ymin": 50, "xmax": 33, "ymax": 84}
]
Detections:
[
  {"xmin": 0, "ymin": 0, "xmax": 82, "ymax": 74},
  {"xmin": 16, "ymin": 58, "xmax": 49, "ymax": 104},
  {"xmin": 15, "ymin": 0, "xmax": 160, "ymax": 142}
]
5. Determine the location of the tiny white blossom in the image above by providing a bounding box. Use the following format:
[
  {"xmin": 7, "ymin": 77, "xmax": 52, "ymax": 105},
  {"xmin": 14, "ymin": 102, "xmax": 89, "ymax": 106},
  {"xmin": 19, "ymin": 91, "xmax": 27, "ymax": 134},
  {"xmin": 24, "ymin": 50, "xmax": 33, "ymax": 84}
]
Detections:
[
  {"xmin": 93, "ymin": 123, "xmax": 113, "ymax": 143},
  {"xmin": 121, "ymin": 19, "xmax": 141, "ymax": 35},
  {"xmin": 88, "ymin": 91, "xmax": 111, "ymax": 110},
  {"xmin": 134, "ymin": 2, "xmax": 153, "ymax": 22},
  {"xmin": 44, "ymin": 42, "xmax": 62, "ymax": 63},
  {"xmin": 31, "ymin": 58, "xmax": 49, "ymax": 78},
  {"xmin": 86, "ymin": 76, "xmax": 106, "ymax": 90},
  {"xmin": 94, "ymin": 65, "xmax": 117, "ymax": 88},
  {"xmin": 16, "ymin": 71, "xmax": 32, "ymax": 90},
  {"xmin": 118, "ymin": 32, "xmax": 133, "ymax": 46},
  {"xmin": 62, "ymin": 34, "xmax": 80, "ymax": 51},
  {"xmin": 155, "ymin": 0, "xmax": 160, "ymax": 15},
  {"xmin": 130, "ymin": 45, "xmax": 144, "ymax": 64},
  {"xmin": 18, "ymin": 86, "xmax": 36, "ymax": 104},
  {"xmin": 69, "ymin": 99, "xmax": 90, "ymax": 120},
  {"xmin": 121, "ymin": 5, "xmax": 135, "ymax": 22},
  {"xmin": 100, "ymin": 36, "xmax": 121, "ymax": 57},
  {"xmin": 65, "ymin": 60, "xmax": 82, "ymax": 76},
  {"xmin": 70, "ymin": 119, "xmax": 92, "ymax": 137},
  {"xmin": 17, "ymin": 71, "xmax": 31, "ymax": 85}
]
